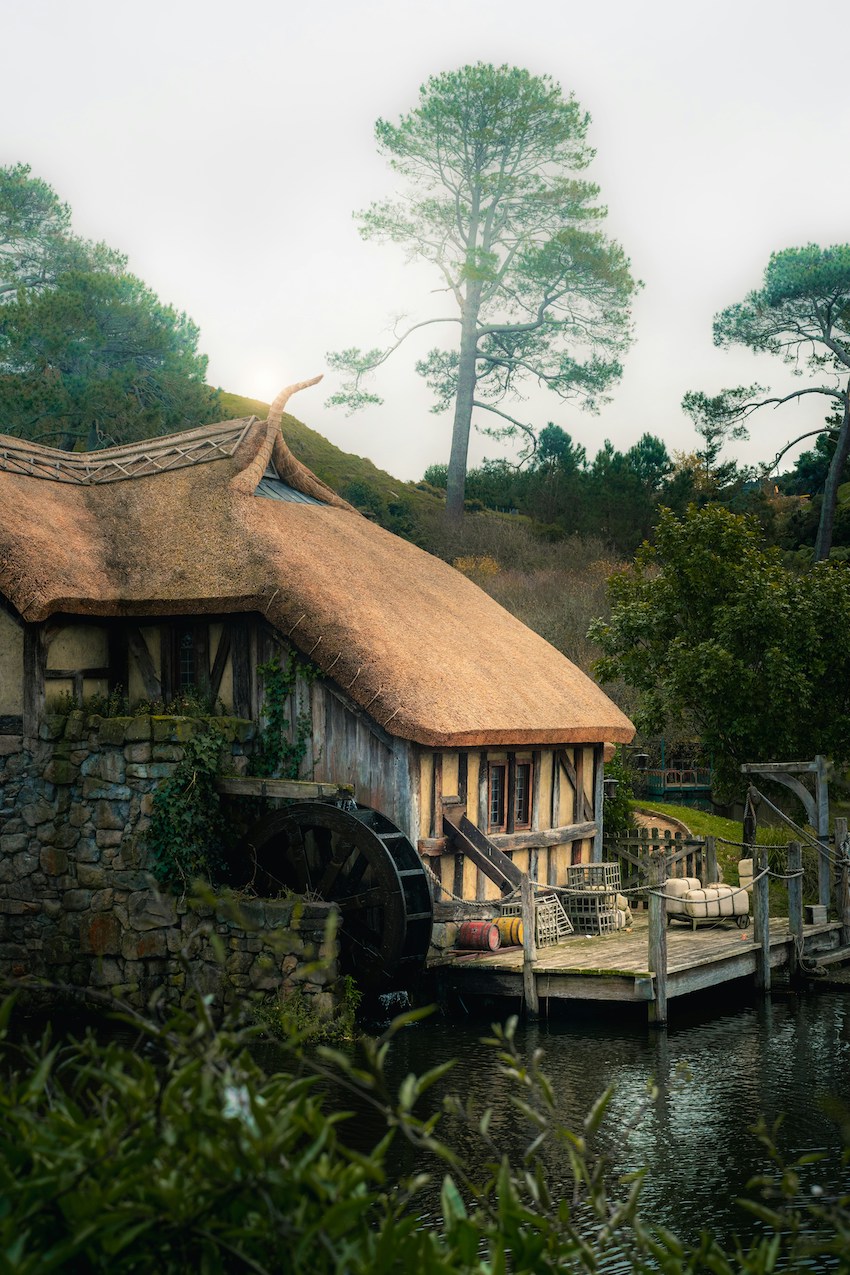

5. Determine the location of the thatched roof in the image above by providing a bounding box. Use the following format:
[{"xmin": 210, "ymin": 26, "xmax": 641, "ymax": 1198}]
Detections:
[{"xmin": 0, "ymin": 392, "xmax": 633, "ymax": 749}]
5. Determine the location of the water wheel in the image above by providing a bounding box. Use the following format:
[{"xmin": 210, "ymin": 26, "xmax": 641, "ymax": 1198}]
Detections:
[{"xmin": 240, "ymin": 802, "xmax": 433, "ymax": 996}]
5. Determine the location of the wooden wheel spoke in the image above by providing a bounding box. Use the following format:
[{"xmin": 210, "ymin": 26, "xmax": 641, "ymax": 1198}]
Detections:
[
  {"xmin": 285, "ymin": 829, "xmax": 312, "ymax": 894},
  {"xmin": 336, "ymin": 886, "xmax": 384, "ymax": 912},
  {"xmin": 315, "ymin": 838, "xmax": 356, "ymax": 897},
  {"xmin": 343, "ymin": 915, "xmax": 384, "ymax": 959}
]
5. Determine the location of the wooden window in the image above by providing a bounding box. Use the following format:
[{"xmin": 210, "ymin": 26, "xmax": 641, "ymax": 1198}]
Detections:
[
  {"xmin": 514, "ymin": 761, "xmax": 532, "ymax": 829},
  {"xmin": 161, "ymin": 622, "xmax": 210, "ymax": 703},
  {"xmin": 487, "ymin": 763, "xmax": 507, "ymax": 832}
]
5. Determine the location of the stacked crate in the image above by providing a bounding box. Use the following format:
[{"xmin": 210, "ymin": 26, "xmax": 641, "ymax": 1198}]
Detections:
[
  {"xmin": 562, "ymin": 862, "xmax": 621, "ymax": 934},
  {"xmin": 500, "ymin": 891, "xmax": 573, "ymax": 946}
]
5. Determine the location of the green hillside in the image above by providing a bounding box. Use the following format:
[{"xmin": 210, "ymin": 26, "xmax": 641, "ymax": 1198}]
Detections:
[{"xmin": 218, "ymin": 390, "xmax": 442, "ymax": 522}]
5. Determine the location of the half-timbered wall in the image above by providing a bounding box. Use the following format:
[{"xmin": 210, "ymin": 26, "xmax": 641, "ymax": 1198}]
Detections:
[
  {"xmin": 416, "ymin": 744, "xmax": 604, "ymax": 902},
  {"xmin": 0, "ymin": 604, "xmax": 23, "ymax": 731}
]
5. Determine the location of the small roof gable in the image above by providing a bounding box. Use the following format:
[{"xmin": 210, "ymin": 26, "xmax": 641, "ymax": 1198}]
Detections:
[{"xmin": 0, "ymin": 387, "xmax": 633, "ymax": 749}]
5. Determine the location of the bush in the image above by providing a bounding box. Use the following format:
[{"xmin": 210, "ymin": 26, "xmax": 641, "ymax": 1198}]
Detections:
[{"xmin": 1, "ymin": 985, "xmax": 849, "ymax": 1274}]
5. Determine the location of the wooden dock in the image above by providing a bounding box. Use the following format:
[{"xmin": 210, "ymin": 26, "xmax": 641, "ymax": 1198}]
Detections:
[{"xmin": 432, "ymin": 914, "xmax": 848, "ymax": 1012}]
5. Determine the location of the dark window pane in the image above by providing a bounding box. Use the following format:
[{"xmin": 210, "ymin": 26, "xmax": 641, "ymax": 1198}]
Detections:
[
  {"xmin": 515, "ymin": 763, "xmax": 532, "ymax": 827},
  {"xmin": 488, "ymin": 764, "xmax": 506, "ymax": 831}
]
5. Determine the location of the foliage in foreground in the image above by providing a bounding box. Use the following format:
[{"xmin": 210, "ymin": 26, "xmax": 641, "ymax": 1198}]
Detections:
[{"xmin": 0, "ymin": 986, "xmax": 849, "ymax": 1274}]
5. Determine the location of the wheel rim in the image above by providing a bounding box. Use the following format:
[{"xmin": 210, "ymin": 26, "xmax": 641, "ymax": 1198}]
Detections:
[{"xmin": 240, "ymin": 802, "xmax": 433, "ymax": 995}]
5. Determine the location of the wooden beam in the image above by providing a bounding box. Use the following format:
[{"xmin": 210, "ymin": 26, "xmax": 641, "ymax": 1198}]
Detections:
[
  {"xmin": 443, "ymin": 809, "xmax": 522, "ymax": 895},
  {"xmin": 573, "ymin": 747, "xmax": 586, "ymax": 822},
  {"xmin": 127, "ymin": 626, "xmax": 160, "ymax": 700},
  {"xmin": 431, "ymin": 752, "xmax": 443, "ymax": 839},
  {"xmin": 742, "ymin": 761, "xmax": 821, "ymax": 774},
  {"xmin": 217, "ymin": 777, "xmax": 353, "ymax": 799},
  {"xmin": 520, "ymin": 874, "xmax": 539, "ymax": 1017},
  {"xmin": 835, "ymin": 817, "xmax": 850, "ymax": 949},
  {"xmin": 418, "ymin": 837, "xmax": 448, "ymax": 857},
  {"xmin": 209, "ymin": 624, "xmax": 232, "ymax": 701},
  {"xmin": 787, "ymin": 841, "xmax": 803, "ymax": 980},
  {"xmin": 23, "ymin": 624, "xmax": 46, "ymax": 742},
  {"xmin": 592, "ymin": 744, "xmax": 604, "ymax": 861},
  {"xmin": 488, "ymin": 821, "xmax": 597, "ymax": 852},
  {"xmin": 230, "ymin": 619, "xmax": 252, "ymax": 719},
  {"xmin": 753, "ymin": 845, "xmax": 771, "ymax": 994},
  {"xmin": 647, "ymin": 848, "xmax": 668, "ymax": 1026},
  {"xmin": 44, "ymin": 667, "xmax": 109, "ymax": 680},
  {"xmin": 506, "ymin": 750, "xmax": 516, "ymax": 834}
]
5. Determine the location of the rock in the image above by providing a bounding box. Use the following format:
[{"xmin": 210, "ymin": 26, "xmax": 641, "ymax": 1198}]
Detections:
[
  {"xmin": 0, "ymin": 833, "xmax": 29, "ymax": 854},
  {"xmin": 98, "ymin": 753, "xmax": 126, "ymax": 784},
  {"xmin": 39, "ymin": 847, "xmax": 69, "ymax": 876},
  {"xmin": 125, "ymin": 763, "xmax": 176, "ymax": 781},
  {"xmin": 42, "ymin": 759, "xmax": 79, "ymax": 786},
  {"xmin": 63, "ymin": 711, "xmax": 87, "ymax": 742},
  {"xmin": 121, "ymin": 930, "xmax": 167, "ymax": 960},
  {"xmin": 20, "ymin": 800, "xmax": 54, "ymax": 828},
  {"xmin": 63, "ymin": 889, "xmax": 93, "ymax": 911},
  {"xmin": 76, "ymin": 864, "xmax": 107, "ymax": 889},
  {"xmin": 88, "ymin": 957, "xmax": 124, "ymax": 987},
  {"xmin": 79, "ymin": 913, "xmax": 121, "ymax": 955},
  {"xmin": 96, "ymin": 718, "xmax": 132, "ymax": 746},
  {"xmin": 128, "ymin": 891, "xmax": 177, "ymax": 930},
  {"xmin": 124, "ymin": 716, "xmax": 152, "ymax": 743}
]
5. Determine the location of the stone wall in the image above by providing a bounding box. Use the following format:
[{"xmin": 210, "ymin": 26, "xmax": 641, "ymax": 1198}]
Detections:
[{"xmin": 0, "ymin": 712, "xmax": 339, "ymax": 1014}]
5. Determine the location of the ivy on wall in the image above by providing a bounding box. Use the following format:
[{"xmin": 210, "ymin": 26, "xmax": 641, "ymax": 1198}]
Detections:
[
  {"xmin": 250, "ymin": 650, "xmax": 316, "ymax": 780},
  {"xmin": 146, "ymin": 728, "xmax": 227, "ymax": 892}
]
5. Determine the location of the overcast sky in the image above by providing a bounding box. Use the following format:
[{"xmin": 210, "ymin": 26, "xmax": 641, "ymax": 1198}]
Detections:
[{"xmin": 6, "ymin": 0, "xmax": 850, "ymax": 480}]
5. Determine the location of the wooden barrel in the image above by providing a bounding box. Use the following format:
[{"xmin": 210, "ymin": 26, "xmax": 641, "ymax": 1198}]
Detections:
[
  {"xmin": 494, "ymin": 916, "xmax": 523, "ymax": 946},
  {"xmin": 456, "ymin": 921, "xmax": 501, "ymax": 951}
]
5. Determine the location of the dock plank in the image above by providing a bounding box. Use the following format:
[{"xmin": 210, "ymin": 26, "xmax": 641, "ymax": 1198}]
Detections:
[{"xmin": 433, "ymin": 915, "xmax": 844, "ymax": 1007}]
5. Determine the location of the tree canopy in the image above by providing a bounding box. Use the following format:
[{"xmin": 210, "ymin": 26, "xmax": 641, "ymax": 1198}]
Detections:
[
  {"xmin": 589, "ymin": 504, "xmax": 850, "ymax": 795},
  {"xmin": 328, "ymin": 63, "xmax": 637, "ymax": 517},
  {"xmin": 0, "ymin": 165, "xmax": 218, "ymax": 449},
  {"xmin": 685, "ymin": 244, "xmax": 850, "ymax": 560}
]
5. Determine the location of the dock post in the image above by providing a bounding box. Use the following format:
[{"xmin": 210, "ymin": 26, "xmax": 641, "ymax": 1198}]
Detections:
[
  {"xmin": 705, "ymin": 836, "xmax": 718, "ymax": 885},
  {"xmin": 753, "ymin": 844, "xmax": 771, "ymax": 994},
  {"xmin": 520, "ymin": 874, "xmax": 539, "ymax": 1018},
  {"xmin": 835, "ymin": 817, "xmax": 850, "ymax": 949},
  {"xmin": 816, "ymin": 754, "xmax": 830, "ymax": 911},
  {"xmin": 647, "ymin": 848, "xmax": 668, "ymax": 1027},
  {"xmin": 787, "ymin": 841, "xmax": 803, "ymax": 981}
]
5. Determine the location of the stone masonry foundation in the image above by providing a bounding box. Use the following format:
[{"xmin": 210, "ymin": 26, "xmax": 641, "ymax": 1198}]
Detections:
[{"xmin": 0, "ymin": 712, "xmax": 339, "ymax": 1016}]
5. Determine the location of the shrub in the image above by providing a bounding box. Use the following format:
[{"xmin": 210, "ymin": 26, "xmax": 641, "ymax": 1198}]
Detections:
[{"xmin": 1, "ymin": 986, "xmax": 848, "ymax": 1274}]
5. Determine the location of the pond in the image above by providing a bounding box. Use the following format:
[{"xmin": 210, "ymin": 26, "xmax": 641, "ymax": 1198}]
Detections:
[{"xmin": 337, "ymin": 984, "xmax": 850, "ymax": 1253}]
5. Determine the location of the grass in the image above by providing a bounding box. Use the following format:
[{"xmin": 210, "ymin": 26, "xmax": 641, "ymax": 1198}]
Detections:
[
  {"xmin": 630, "ymin": 800, "xmax": 742, "ymax": 843},
  {"xmin": 218, "ymin": 390, "xmax": 444, "ymax": 522},
  {"xmin": 630, "ymin": 800, "xmax": 745, "ymax": 884}
]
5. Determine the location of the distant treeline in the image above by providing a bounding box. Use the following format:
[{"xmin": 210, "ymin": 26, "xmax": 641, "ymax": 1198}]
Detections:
[{"xmin": 417, "ymin": 424, "xmax": 850, "ymax": 560}]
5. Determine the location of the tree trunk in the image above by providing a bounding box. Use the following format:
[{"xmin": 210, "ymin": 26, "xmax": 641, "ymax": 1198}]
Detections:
[
  {"xmin": 815, "ymin": 390, "xmax": 850, "ymax": 562},
  {"xmin": 445, "ymin": 288, "xmax": 482, "ymax": 521}
]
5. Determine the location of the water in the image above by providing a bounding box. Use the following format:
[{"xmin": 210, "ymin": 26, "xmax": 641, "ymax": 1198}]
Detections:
[{"xmin": 339, "ymin": 987, "xmax": 850, "ymax": 1251}]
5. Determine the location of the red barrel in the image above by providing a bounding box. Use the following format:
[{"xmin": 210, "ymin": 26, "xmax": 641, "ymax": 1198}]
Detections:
[{"xmin": 457, "ymin": 921, "xmax": 501, "ymax": 951}]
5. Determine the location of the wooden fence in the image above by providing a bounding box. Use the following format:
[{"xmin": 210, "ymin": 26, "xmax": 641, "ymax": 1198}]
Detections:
[{"xmin": 604, "ymin": 827, "xmax": 718, "ymax": 904}]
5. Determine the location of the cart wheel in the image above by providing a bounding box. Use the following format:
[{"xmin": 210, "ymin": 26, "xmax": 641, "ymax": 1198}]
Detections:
[{"xmin": 736, "ymin": 913, "xmax": 749, "ymax": 930}]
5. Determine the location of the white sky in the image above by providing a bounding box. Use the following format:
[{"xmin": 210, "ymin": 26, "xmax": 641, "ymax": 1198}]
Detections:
[{"xmin": 6, "ymin": 0, "xmax": 850, "ymax": 480}]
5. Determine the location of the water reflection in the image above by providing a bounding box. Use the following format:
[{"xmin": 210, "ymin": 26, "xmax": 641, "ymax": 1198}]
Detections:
[{"xmin": 337, "ymin": 989, "xmax": 850, "ymax": 1247}]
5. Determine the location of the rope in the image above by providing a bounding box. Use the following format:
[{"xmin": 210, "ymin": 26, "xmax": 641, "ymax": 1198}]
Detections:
[{"xmin": 745, "ymin": 790, "xmax": 844, "ymax": 866}]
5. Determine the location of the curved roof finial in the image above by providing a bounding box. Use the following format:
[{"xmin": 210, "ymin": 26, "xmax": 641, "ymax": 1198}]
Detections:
[{"xmin": 266, "ymin": 375, "xmax": 323, "ymax": 432}]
